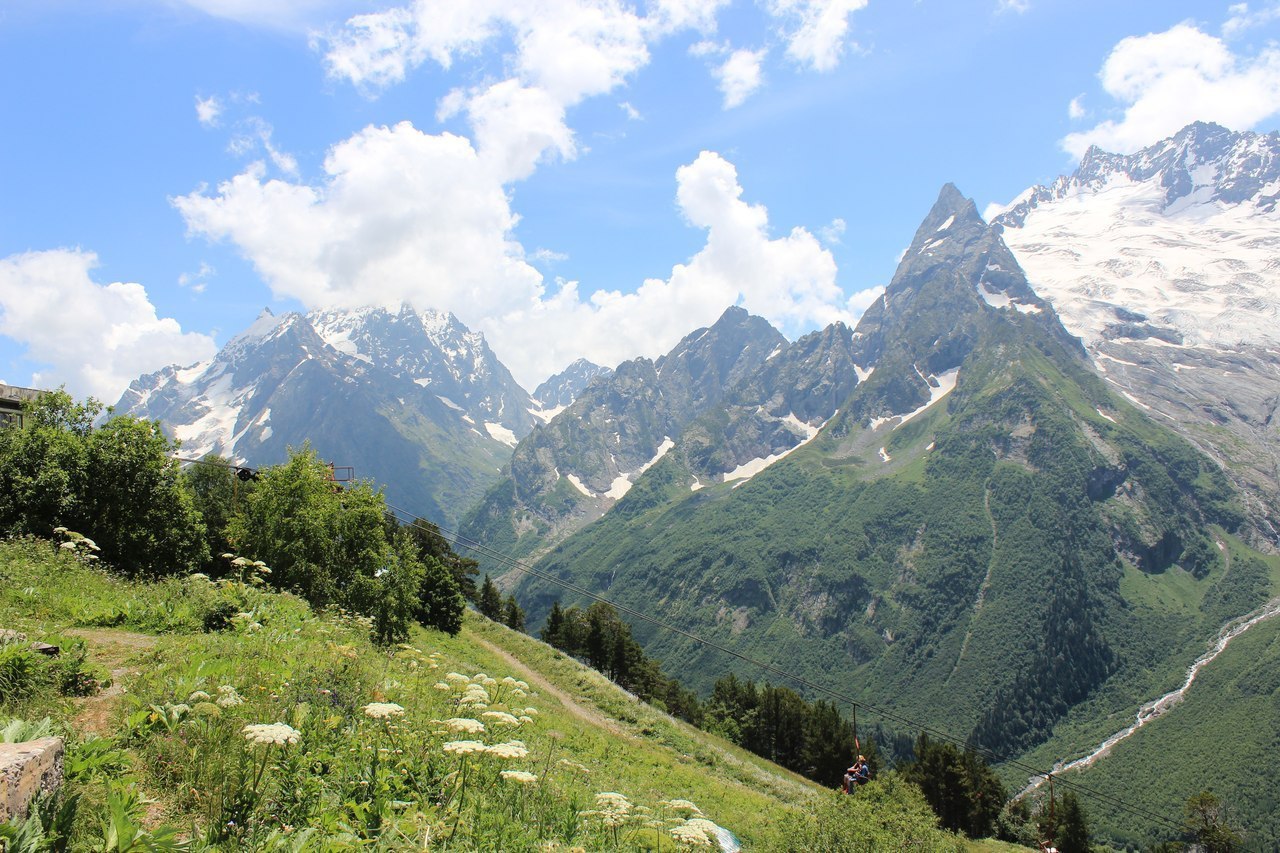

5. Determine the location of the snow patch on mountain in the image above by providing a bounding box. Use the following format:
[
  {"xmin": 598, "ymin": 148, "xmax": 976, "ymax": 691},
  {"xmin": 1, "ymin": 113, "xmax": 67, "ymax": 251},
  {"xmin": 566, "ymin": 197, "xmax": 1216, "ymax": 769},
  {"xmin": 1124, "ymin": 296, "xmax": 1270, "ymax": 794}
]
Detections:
[
  {"xmin": 869, "ymin": 368, "xmax": 959, "ymax": 429},
  {"xmin": 485, "ymin": 422, "xmax": 518, "ymax": 447},
  {"xmin": 723, "ymin": 414, "xmax": 827, "ymax": 484},
  {"xmin": 566, "ymin": 473, "xmax": 594, "ymax": 497},
  {"xmin": 995, "ymin": 124, "xmax": 1280, "ymax": 351}
]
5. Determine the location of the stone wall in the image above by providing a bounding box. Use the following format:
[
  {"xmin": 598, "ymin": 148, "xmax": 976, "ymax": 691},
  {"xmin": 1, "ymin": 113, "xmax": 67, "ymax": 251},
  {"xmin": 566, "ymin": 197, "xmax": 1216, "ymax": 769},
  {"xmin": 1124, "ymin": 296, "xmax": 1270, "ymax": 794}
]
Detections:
[{"xmin": 0, "ymin": 737, "xmax": 64, "ymax": 822}]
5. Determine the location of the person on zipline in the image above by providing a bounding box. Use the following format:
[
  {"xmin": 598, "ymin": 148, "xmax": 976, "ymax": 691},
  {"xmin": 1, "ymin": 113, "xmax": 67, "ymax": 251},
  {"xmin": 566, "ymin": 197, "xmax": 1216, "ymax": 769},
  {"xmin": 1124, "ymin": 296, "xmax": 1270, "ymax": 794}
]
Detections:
[{"xmin": 843, "ymin": 755, "xmax": 870, "ymax": 792}]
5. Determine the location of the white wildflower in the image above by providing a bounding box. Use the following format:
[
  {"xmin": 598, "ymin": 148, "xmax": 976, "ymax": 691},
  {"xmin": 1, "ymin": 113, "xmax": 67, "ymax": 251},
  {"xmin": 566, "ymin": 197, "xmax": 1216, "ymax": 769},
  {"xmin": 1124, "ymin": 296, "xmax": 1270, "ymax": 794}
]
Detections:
[
  {"xmin": 242, "ymin": 722, "xmax": 301, "ymax": 746},
  {"xmin": 433, "ymin": 682, "xmax": 451, "ymax": 691},
  {"xmin": 500, "ymin": 769, "xmax": 538, "ymax": 785},
  {"xmin": 670, "ymin": 819, "xmax": 714, "ymax": 848},
  {"xmin": 594, "ymin": 792, "xmax": 631, "ymax": 827},
  {"xmin": 443, "ymin": 717, "xmax": 485, "ymax": 734},
  {"xmin": 188, "ymin": 690, "xmax": 212, "ymax": 702},
  {"xmin": 442, "ymin": 740, "xmax": 487, "ymax": 756},
  {"xmin": 663, "ymin": 799, "xmax": 703, "ymax": 815},
  {"xmin": 216, "ymin": 685, "xmax": 244, "ymax": 707},
  {"xmin": 362, "ymin": 702, "xmax": 405, "ymax": 720},
  {"xmin": 445, "ymin": 672, "xmax": 470, "ymax": 684},
  {"xmin": 485, "ymin": 741, "xmax": 529, "ymax": 760},
  {"xmin": 481, "ymin": 710, "xmax": 519, "ymax": 726}
]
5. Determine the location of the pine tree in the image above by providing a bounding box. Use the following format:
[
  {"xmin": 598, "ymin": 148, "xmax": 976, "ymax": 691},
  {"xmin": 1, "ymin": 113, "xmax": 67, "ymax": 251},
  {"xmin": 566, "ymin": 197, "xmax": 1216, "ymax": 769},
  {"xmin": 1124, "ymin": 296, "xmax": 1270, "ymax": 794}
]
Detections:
[
  {"xmin": 478, "ymin": 575, "xmax": 503, "ymax": 620},
  {"xmin": 541, "ymin": 601, "xmax": 566, "ymax": 647},
  {"xmin": 1055, "ymin": 791, "xmax": 1090, "ymax": 853},
  {"xmin": 503, "ymin": 594, "xmax": 525, "ymax": 632}
]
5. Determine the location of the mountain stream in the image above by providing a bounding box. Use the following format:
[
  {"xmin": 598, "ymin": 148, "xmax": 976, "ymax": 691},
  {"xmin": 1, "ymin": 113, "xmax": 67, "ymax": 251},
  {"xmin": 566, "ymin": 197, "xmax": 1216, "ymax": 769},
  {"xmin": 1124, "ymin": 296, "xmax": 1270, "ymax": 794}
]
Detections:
[{"xmin": 1018, "ymin": 592, "xmax": 1280, "ymax": 798}]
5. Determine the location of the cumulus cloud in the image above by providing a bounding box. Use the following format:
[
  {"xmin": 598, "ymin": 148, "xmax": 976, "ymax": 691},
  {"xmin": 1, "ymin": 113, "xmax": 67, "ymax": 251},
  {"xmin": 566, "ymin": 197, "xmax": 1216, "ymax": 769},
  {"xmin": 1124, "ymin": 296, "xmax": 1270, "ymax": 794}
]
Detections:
[
  {"xmin": 0, "ymin": 250, "xmax": 217, "ymax": 402},
  {"xmin": 714, "ymin": 48, "xmax": 767, "ymax": 108},
  {"xmin": 1068, "ymin": 94, "xmax": 1086, "ymax": 119},
  {"xmin": 846, "ymin": 285, "xmax": 884, "ymax": 315},
  {"xmin": 767, "ymin": 0, "xmax": 868, "ymax": 71},
  {"xmin": 1062, "ymin": 22, "xmax": 1280, "ymax": 157},
  {"xmin": 323, "ymin": 0, "xmax": 651, "ymax": 185},
  {"xmin": 195, "ymin": 95, "xmax": 222, "ymax": 127},
  {"xmin": 175, "ymin": 132, "xmax": 849, "ymax": 386}
]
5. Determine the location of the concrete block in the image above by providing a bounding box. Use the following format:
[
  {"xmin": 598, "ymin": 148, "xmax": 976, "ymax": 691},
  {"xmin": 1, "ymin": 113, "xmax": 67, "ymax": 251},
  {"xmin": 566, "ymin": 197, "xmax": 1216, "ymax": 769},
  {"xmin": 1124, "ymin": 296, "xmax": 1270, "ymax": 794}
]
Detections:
[{"xmin": 0, "ymin": 737, "xmax": 64, "ymax": 822}]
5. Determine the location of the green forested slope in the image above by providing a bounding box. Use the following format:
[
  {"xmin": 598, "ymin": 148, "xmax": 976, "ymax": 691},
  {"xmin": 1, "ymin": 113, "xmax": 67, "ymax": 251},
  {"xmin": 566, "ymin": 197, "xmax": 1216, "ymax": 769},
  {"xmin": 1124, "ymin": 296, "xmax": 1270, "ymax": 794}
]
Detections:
[{"xmin": 511, "ymin": 186, "xmax": 1278, "ymax": 844}]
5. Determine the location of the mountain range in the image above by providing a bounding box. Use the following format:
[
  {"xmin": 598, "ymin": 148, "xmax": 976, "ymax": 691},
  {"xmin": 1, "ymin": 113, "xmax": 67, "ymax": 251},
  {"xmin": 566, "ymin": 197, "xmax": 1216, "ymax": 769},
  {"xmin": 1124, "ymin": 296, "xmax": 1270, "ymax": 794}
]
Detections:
[
  {"xmin": 115, "ymin": 121, "xmax": 1280, "ymax": 846},
  {"xmin": 120, "ymin": 305, "xmax": 587, "ymax": 525}
]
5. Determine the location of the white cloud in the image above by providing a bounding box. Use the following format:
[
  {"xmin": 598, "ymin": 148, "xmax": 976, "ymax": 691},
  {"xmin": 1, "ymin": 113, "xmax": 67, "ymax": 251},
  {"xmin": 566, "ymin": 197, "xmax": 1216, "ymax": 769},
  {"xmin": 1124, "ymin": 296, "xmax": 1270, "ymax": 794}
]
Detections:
[
  {"xmin": 195, "ymin": 95, "xmax": 222, "ymax": 127},
  {"xmin": 996, "ymin": 0, "xmax": 1029, "ymax": 13},
  {"xmin": 532, "ymin": 248, "xmax": 569, "ymax": 264},
  {"xmin": 1062, "ymin": 22, "xmax": 1280, "ymax": 157},
  {"xmin": 175, "ymin": 132, "xmax": 849, "ymax": 386},
  {"xmin": 228, "ymin": 117, "xmax": 299, "ymax": 176},
  {"xmin": 767, "ymin": 0, "xmax": 868, "ymax": 71},
  {"xmin": 1223, "ymin": 2, "xmax": 1280, "ymax": 39},
  {"xmin": 846, "ymin": 285, "xmax": 884, "ymax": 316},
  {"xmin": 178, "ymin": 262, "xmax": 215, "ymax": 295},
  {"xmin": 818, "ymin": 217, "xmax": 846, "ymax": 245},
  {"xmin": 619, "ymin": 100, "xmax": 642, "ymax": 120},
  {"xmin": 714, "ymin": 48, "xmax": 767, "ymax": 108},
  {"xmin": 323, "ymin": 1, "xmax": 651, "ymax": 185},
  {"xmin": 0, "ymin": 250, "xmax": 217, "ymax": 402},
  {"xmin": 1068, "ymin": 94, "xmax": 1085, "ymax": 119},
  {"xmin": 645, "ymin": 0, "xmax": 731, "ymax": 34}
]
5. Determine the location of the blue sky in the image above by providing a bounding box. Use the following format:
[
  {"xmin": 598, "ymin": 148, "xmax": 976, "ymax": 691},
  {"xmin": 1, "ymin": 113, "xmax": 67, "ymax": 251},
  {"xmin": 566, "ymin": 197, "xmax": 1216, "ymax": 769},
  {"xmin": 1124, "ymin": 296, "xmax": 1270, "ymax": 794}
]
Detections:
[{"xmin": 3, "ymin": 0, "xmax": 1280, "ymax": 397}]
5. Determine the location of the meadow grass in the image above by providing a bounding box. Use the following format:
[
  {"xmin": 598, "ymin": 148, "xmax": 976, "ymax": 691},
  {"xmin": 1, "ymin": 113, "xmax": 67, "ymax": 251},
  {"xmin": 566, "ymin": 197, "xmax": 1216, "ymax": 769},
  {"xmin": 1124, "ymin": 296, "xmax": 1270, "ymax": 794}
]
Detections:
[{"xmin": 0, "ymin": 537, "xmax": 996, "ymax": 850}]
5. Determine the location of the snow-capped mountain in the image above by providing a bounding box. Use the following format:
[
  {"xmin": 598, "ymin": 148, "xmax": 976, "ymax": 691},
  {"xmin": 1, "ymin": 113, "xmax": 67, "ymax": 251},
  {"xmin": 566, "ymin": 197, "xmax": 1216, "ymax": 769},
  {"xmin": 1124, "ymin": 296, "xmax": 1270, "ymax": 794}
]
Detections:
[
  {"xmin": 994, "ymin": 122, "xmax": 1280, "ymax": 349},
  {"xmin": 117, "ymin": 305, "xmax": 537, "ymax": 525},
  {"xmin": 994, "ymin": 122, "xmax": 1280, "ymax": 528},
  {"xmin": 531, "ymin": 358, "xmax": 613, "ymax": 417}
]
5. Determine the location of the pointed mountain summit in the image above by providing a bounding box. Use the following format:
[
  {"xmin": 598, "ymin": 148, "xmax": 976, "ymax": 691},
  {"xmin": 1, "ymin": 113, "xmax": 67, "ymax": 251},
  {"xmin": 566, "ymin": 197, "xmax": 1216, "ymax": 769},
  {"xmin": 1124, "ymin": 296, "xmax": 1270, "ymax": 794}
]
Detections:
[
  {"xmin": 532, "ymin": 359, "xmax": 614, "ymax": 413},
  {"xmin": 515, "ymin": 185, "xmax": 1254, "ymax": 782}
]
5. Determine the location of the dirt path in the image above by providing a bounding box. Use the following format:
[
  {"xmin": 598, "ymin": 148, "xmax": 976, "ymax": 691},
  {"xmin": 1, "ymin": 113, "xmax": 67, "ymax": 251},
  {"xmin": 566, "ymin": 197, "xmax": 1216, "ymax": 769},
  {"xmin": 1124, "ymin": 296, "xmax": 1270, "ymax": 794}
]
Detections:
[
  {"xmin": 469, "ymin": 634, "xmax": 627, "ymax": 738},
  {"xmin": 63, "ymin": 628, "xmax": 157, "ymax": 736}
]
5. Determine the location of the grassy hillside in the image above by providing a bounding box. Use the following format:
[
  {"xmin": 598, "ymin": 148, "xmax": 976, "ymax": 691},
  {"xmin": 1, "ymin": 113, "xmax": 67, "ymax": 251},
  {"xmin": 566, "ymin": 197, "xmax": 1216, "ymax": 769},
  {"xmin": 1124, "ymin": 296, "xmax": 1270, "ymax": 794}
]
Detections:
[{"xmin": 0, "ymin": 536, "xmax": 979, "ymax": 851}]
